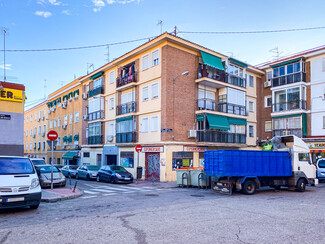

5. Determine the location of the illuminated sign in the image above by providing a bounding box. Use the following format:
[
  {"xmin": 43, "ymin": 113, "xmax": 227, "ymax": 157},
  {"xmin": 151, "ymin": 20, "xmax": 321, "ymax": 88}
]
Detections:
[{"xmin": 0, "ymin": 88, "xmax": 24, "ymax": 103}]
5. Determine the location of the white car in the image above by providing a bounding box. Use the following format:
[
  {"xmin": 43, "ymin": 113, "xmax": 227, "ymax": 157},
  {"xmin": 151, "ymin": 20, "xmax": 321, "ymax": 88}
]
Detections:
[{"xmin": 0, "ymin": 156, "xmax": 42, "ymax": 209}]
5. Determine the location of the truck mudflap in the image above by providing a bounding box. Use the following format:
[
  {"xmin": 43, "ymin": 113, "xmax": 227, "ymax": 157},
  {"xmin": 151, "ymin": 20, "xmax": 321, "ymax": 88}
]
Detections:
[{"xmin": 212, "ymin": 181, "xmax": 233, "ymax": 195}]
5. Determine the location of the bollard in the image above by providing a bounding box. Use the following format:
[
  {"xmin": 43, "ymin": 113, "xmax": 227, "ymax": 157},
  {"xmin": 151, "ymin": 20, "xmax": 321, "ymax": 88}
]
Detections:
[
  {"xmin": 72, "ymin": 180, "xmax": 78, "ymax": 193},
  {"xmin": 151, "ymin": 175, "xmax": 155, "ymax": 185}
]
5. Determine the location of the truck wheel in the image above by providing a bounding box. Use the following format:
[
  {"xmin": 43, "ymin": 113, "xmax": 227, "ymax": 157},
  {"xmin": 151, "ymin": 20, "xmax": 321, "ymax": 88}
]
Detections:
[
  {"xmin": 242, "ymin": 180, "xmax": 256, "ymax": 195},
  {"xmin": 296, "ymin": 179, "xmax": 306, "ymax": 192}
]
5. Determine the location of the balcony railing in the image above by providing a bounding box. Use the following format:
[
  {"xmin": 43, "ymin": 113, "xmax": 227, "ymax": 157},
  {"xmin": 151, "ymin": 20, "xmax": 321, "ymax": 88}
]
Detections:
[
  {"xmin": 226, "ymin": 74, "xmax": 246, "ymax": 88},
  {"xmin": 272, "ymin": 129, "xmax": 302, "ymax": 138},
  {"xmin": 88, "ymin": 110, "xmax": 104, "ymax": 121},
  {"xmin": 116, "ymin": 71, "xmax": 137, "ymax": 88},
  {"xmin": 197, "ymin": 131, "xmax": 246, "ymax": 144},
  {"xmin": 116, "ymin": 132, "xmax": 136, "ymax": 143},
  {"xmin": 272, "ymin": 72, "xmax": 306, "ymax": 87},
  {"xmin": 272, "ymin": 100, "xmax": 306, "ymax": 113},
  {"xmin": 116, "ymin": 102, "xmax": 136, "ymax": 116},
  {"xmin": 88, "ymin": 135, "xmax": 104, "ymax": 145},
  {"xmin": 197, "ymin": 98, "xmax": 246, "ymax": 116},
  {"xmin": 89, "ymin": 86, "xmax": 104, "ymax": 98}
]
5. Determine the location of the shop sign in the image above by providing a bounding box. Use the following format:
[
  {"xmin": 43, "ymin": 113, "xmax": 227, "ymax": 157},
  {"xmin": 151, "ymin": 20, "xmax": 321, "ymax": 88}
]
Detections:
[
  {"xmin": 142, "ymin": 147, "xmax": 164, "ymax": 153},
  {"xmin": 0, "ymin": 88, "xmax": 24, "ymax": 103},
  {"xmin": 0, "ymin": 114, "xmax": 11, "ymax": 120},
  {"xmin": 184, "ymin": 146, "xmax": 207, "ymax": 152},
  {"xmin": 307, "ymin": 143, "xmax": 325, "ymax": 149}
]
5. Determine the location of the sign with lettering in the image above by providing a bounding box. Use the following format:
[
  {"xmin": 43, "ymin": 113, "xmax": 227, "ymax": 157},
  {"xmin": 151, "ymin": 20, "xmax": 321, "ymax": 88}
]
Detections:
[
  {"xmin": 142, "ymin": 147, "xmax": 164, "ymax": 153},
  {"xmin": 184, "ymin": 146, "xmax": 207, "ymax": 152},
  {"xmin": 0, "ymin": 114, "xmax": 11, "ymax": 120},
  {"xmin": 307, "ymin": 143, "xmax": 325, "ymax": 149},
  {"xmin": 0, "ymin": 88, "xmax": 24, "ymax": 103}
]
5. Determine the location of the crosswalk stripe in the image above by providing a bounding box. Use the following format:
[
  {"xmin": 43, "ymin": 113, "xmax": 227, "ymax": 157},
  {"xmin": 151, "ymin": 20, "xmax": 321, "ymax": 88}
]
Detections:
[
  {"xmin": 95, "ymin": 185, "xmax": 133, "ymax": 192},
  {"xmin": 81, "ymin": 196, "xmax": 97, "ymax": 199},
  {"xmin": 91, "ymin": 188, "xmax": 115, "ymax": 193},
  {"xmin": 103, "ymin": 193, "xmax": 117, "ymax": 196},
  {"xmin": 84, "ymin": 190, "xmax": 100, "ymax": 195}
]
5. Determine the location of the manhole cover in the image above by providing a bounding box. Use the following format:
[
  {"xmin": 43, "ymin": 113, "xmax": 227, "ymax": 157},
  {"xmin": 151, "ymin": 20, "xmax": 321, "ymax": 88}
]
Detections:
[
  {"xmin": 190, "ymin": 194, "xmax": 204, "ymax": 198},
  {"xmin": 144, "ymin": 194, "xmax": 159, "ymax": 197}
]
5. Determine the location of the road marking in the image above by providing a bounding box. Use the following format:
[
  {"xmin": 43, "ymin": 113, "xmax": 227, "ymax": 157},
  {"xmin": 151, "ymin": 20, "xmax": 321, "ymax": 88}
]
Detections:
[
  {"xmin": 81, "ymin": 196, "xmax": 97, "ymax": 199},
  {"xmin": 91, "ymin": 188, "xmax": 115, "ymax": 193},
  {"xmin": 95, "ymin": 186, "xmax": 132, "ymax": 192},
  {"xmin": 84, "ymin": 190, "xmax": 100, "ymax": 195},
  {"xmin": 103, "ymin": 193, "xmax": 117, "ymax": 196}
]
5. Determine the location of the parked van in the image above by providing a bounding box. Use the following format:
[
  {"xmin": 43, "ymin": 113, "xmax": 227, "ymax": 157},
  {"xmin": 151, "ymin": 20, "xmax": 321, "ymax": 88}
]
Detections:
[
  {"xmin": 316, "ymin": 158, "xmax": 325, "ymax": 182},
  {"xmin": 0, "ymin": 156, "xmax": 42, "ymax": 209}
]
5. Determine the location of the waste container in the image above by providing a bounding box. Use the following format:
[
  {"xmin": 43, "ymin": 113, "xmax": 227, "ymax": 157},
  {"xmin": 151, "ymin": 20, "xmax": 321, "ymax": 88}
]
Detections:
[
  {"xmin": 136, "ymin": 167, "xmax": 143, "ymax": 180},
  {"xmin": 190, "ymin": 169, "xmax": 210, "ymax": 187},
  {"xmin": 176, "ymin": 169, "xmax": 191, "ymax": 187}
]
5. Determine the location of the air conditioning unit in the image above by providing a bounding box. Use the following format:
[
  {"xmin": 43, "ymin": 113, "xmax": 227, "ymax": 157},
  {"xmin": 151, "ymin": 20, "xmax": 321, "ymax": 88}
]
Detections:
[
  {"xmin": 62, "ymin": 124, "xmax": 67, "ymax": 129},
  {"xmin": 107, "ymin": 135, "xmax": 113, "ymax": 142},
  {"xmin": 82, "ymin": 93, "xmax": 88, "ymax": 100},
  {"xmin": 188, "ymin": 130, "xmax": 197, "ymax": 138},
  {"xmin": 83, "ymin": 115, "xmax": 89, "ymax": 121},
  {"xmin": 62, "ymin": 103, "xmax": 67, "ymax": 109},
  {"xmin": 48, "ymin": 110, "xmax": 51, "ymax": 114},
  {"xmin": 264, "ymin": 80, "xmax": 271, "ymax": 88}
]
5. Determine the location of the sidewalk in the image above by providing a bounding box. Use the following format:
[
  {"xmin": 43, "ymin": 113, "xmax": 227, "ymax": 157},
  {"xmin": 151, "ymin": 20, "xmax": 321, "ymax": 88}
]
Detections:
[
  {"xmin": 130, "ymin": 180, "xmax": 178, "ymax": 188},
  {"xmin": 41, "ymin": 187, "xmax": 83, "ymax": 203}
]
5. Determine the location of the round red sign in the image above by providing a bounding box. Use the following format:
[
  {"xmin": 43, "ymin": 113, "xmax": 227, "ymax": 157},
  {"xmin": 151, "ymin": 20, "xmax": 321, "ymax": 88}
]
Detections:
[
  {"xmin": 47, "ymin": 130, "xmax": 58, "ymax": 141},
  {"xmin": 135, "ymin": 144, "xmax": 142, "ymax": 153}
]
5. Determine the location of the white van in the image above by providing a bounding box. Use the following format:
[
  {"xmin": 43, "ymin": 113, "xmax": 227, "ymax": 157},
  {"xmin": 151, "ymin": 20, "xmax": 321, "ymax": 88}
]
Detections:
[{"xmin": 0, "ymin": 156, "xmax": 42, "ymax": 209}]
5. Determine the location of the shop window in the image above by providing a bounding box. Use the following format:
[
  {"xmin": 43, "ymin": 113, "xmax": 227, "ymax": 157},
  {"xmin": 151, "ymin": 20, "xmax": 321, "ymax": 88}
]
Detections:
[
  {"xmin": 120, "ymin": 152, "xmax": 134, "ymax": 168},
  {"xmin": 172, "ymin": 152, "xmax": 193, "ymax": 170},
  {"xmin": 199, "ymin": 152, "xmax": 204, "ymax": 167}
]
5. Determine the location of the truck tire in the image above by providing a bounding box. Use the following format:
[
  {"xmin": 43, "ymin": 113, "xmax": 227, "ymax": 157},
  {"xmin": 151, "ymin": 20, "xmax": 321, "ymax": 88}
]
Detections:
[
  {"xmin": 296, "ymin": 178, "xmax": 306, "ymax": 192},
  {"xmin": 242, "ymin": 180, "xmax": 256, "ymax": 195}
]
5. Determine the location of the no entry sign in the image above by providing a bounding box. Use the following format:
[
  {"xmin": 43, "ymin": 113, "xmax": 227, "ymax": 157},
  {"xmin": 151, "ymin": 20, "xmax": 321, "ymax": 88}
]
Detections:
[
  {"xmin": 47, "ymin": 130, "xmax": 58, "ymax": 141},
  {"xmin": 135, "ymin": 144, "xmax": 142, "ymax": 153}
]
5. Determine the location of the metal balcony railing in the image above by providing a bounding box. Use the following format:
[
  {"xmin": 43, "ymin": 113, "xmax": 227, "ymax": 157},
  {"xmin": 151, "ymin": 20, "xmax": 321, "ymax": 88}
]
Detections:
[
  {"xmin": 272, "ymin": 72, "xmax": 306, "ymax": 87},
  {"xmin": 88, "ymin": 135, "xmax": 103, "ymax": 145},
  {"xmin": 116, "ymin": 132, "xmax": 136, "ymax": 143},
  {"xmin": 197, "ymin": 131, "xmax": 246, "ymax": 144},
  {"xmin": 197, "ymin": 99, "xmax": 246, "ymax": 116},
  {"xmin": 116, "ymin": 71, "xmax": 137, "ymax": 88},
  {"xmin": 88, "ymin": 86, "xmax": 104, "ymax": 98},
  {"xmin": 272, "ymin": 129, "xmax": 302, "ymax": 138},
  {"xmin": 88, "ymin": 110, "xmax": 104, "ymax": 121},
  {"xmin": 116, "ymin": 102, "xmax": 136, "ymax": 116},
  {"xmin": 272, "ymin": 100, "xmax": 306, "ymax": 113}
]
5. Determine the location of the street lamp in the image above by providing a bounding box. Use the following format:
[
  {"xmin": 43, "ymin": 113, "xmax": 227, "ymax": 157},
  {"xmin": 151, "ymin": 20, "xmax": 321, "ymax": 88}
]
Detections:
[{"xmin": 172, "ymin": 71, "xmax": 190, "ymax": 140}]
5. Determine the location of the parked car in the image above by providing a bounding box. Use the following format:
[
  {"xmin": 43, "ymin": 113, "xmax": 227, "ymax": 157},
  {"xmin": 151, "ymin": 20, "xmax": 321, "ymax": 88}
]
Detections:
[
  {"xmin": 35, "ymin": 165, "xmax": 66, "ymax": 188},
  {"xmin": 61, "ymin": 165, "xmax": 78, "ymax": 178},
  {"xmin": 97, "ymin": 165, "xmax": 133, "ymax": 184},
  {"xmin": 0, "ymin": 156, "xmax": 41, "ymax": 209},
  {"xmin": 53, "ymin": 164, "xmax": 64, "ymax": 171},
  {"xmin": 316, "ymin": 158, "xmax": 325, "ymax": 182},
  {"xmin": 30, "ymin": 158, "xmax": 46, "ymax": 166},
  {"xmin": 76, "ymin": 165, "xmax": 100, "ymax": 180}
]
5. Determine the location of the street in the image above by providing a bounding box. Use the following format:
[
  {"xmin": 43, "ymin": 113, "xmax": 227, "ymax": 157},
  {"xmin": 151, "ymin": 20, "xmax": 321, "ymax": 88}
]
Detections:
[{"xmin": 1, "ymin": 181, "xmax": 325, "ymax": 244}]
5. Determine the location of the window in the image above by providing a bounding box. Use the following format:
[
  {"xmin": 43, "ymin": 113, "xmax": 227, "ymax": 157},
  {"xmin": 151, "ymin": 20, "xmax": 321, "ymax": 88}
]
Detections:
[
  {"xmin": 34, "ymin": 142, "xmax": 36, "ymax": 149},
  {"xmin": 88, "ymin": 122, "xmax": 101, "ymax": 137},
  {"xmin": 43, "ymin": 142, "xmax": 46, "ymax": 151},
  {"xmin": 30, "ymin": 143, "xmax": 32, "ymax": 150},
  {"xmin": 142, "ymin": 86, "xmax": 149, "ymax": 101},
  {"xmin": 264, "ymin": 96, "xmax": 272, "ymax": 108},
  {"xmin": 30, "ymin": 114, "xmax": 33, "ymax": 121},
  {"xmin": 38, "ymin": 126, "xmax": 41, "ymax": 134},
  {"xmin": 141, "ymin": 117, "xmax": 149, "ymax": 132},
  {"xmin": 26, "ymin": 116, "xmax": 29, "ymax": 123},
  {"xmin": 43, "ymin": 108, "xmax": 46, "ymax": 117},
  {"xmin": 93, "ymin": 77, "xmax": 103, "ymax": 89},
  {"xmin": 109, "ymin": 70, "xmax": 115, "ymax": 84},
  {"xmin": 30, "ymin": 128, "xmax": 32, "ymax": 135},
  {"xmin": 75, "ymin": 112, "xmax": 79, "ymax": 123},
  {"xmin": 57, "ymin": 137, "xmax": 61, "ymax": 146},
  {"xmin": 64, "ymin": 115, "xmax": 68, "ymax": 125},
  {"xmin": 248, "ymin": 101, "xmax": 255, "ymax": 112},
  {"xmin": 86, "ymin": 128, "xmax": 89, "ymax": 138},
  {"xmin": 69, "ymin": 113, "xmax": 73, "ymax": 124},
  {"xmin": 25, "ymin": 144, "xmax": 28, "ymax": 150},
  {"xmin": 26, "ymin": 130, "xmax": 28, "ymax": 137},
  {"xmin": 299, "ymin": 153, "xmax": 310, "ymax": 163},
  {"xmin": 49, "ymin": 120, "xmax": 53, "ymax": 129},
  {"xmin": 150, "ymin": 116, "xmax": 159, "ymax": 132},
  {"xmin": 83, "ymin": 152, "xmax": 90, "ymax": 158},
  {"xmin": 248, "ymin": 125, "xmax": 254, "ymax": 137},
  {"xmin": 249, "ymin": 75, "xmax": 254, "ymax": 87},
  {"xmin": 53, "ymin": 119, "xmax": 56, "ymax": 128},
  {"xmin": 151, "ymin": 82, "xmax": 159, "ymax": 99},
  {"xmin": 120, "ymin": 152, "xmax": 134, "ymax": 168},
  {"xmin": 108, "ymin": 122, "xmax": 115, "ymax": 136},
  {"xmin": 34, "ymin": 127, "xmax": 37, "ymax": 135},
  {"xmin": 267, "ymin": 71, "xmax": 272, "ymax": 81},
  {"xmin": 152, "ymin": 49, "xmax": 159, "ymax": 66},
  {"xmin": 228, "ymin": 64, "xmax": 244, "ymax": 77},
  {"xmin": 35, "ymin": 112, "xmax": 37, "ymax": 121},
  {"xmin": 323, "ymin": 116, "xmax": 325, "ymax": 129},
  {"xmin": 142, "ymin": 54, "xmax": 150, "ymax": 70},
  {"xmin": 39, "ymin": 110, "xmax": 41, "ymax": 119},
  {"xmin": 227, "ymin": 88, "xmax": 245, "ymax": 106},
  {"xmin": 109, "ymin": 97, "xmax": 114, "ymax": 110},
  {"xmin": 265, "ymin": 121, "xmax": 272, "ymax": 132},
  {"xmin": 116, "ymin": 118, "xmax": 134, "ymax": 134},
  {"xmin": 273, "ymin": 62, "xmax": 301, "ymax": 78},
  {"xmin": 172, "ymin": 152, "xmax": 193, "ymax": 170},
  {"xmin": 43, "ymin": 124, "xmax": 46, "ymax": 134},
  {"xmin": 57, "ymin": 118, "xmax": 61, "ymax": 127}
]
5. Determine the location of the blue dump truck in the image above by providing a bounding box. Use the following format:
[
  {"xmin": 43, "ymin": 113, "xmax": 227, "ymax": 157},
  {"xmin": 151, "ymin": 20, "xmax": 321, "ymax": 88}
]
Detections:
[{"xmin": 204, "ymin": 136, "xmax": 318, "ymax": 195}]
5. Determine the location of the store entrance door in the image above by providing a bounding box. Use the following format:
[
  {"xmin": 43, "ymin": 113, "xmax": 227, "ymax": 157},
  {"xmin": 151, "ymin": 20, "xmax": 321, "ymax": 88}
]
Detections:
[
  {"xmin": 145, "ymin": 152, "xmax": 160, "ymax": 181},
  {"xmin": 106, "ymin": 155, "xmax": 117, "ymax": 165}
]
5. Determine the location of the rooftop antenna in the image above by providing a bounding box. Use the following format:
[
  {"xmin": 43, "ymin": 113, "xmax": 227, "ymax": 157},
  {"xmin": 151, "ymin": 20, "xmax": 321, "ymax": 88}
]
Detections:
[
  {"xmin": 74, "ymin": 74, "xmax": 76, "ymax": 80},
  {"xmin": 173, "ymin": 26, "xmax": 178, "ymax": 36},
  {"xmin": 270, "ymin": 46, "xmax": 283, "ymax": 60},
  {"xmin": 1, "ymin": 28, "xmax": 8, "ymax": 82},
  {"xmin": 227, "ymin": 52, "xmax": 234, "ymax": 58},
  {"xmin": 105, "ymin": 45, "xmax": 110, "ymax": 63},
  {"xmin": 87, "ymin": 63, "xmax": 94, "ymax": 74},
  {"xmin": 44, "ymin": 79, "xmax": 47, "ymax": 98},
  {"xmin": 157, "ymin": 20, "xmax": 163, "ymax": 34}
]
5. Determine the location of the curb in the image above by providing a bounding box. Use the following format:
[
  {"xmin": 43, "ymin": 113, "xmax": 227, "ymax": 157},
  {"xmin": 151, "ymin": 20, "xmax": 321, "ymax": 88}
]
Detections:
[{"xmin": 41, "ymin": 189, "xmax": 84, "ymax": 203}]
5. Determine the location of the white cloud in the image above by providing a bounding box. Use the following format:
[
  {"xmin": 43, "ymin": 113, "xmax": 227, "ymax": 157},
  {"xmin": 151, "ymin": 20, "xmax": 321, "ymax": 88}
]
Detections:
[
  {"xmin": 35, "ymin": 11, "xmax": 52, "ymax": 18},
  {"xmin": 92, "ymin": 0, "xmax": 105, "ymax": 11},
  {"xmin": 48, "ymin": 0, "xmax": 62, "ymax": 5},
  {"xmin": 0, "ymin": 64, "xmax": 12, "ymax": 70},
  {"xmin": 61, "ymin": 9, "xmax": 71, "ymax": 15},
  {"xmin": 37, "ymin": 0, "xmax": 46, "ymax": 5},
  {"xmin": 107, "ymin": 0, "xmax": 115, "ymax": 4},
  {"xmin": 37, "ymin": 0, "xmax": 62, "ymax": 5},
  {"xmin": 91, "ymin": 0, "xmax": 140, "ymax": 12}
]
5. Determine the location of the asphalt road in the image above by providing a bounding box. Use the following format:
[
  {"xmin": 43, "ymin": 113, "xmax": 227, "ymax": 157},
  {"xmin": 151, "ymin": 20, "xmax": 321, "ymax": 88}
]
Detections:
[{"xmin": 1, "ymin": 181, "xmax": 325, "ymax": 244}]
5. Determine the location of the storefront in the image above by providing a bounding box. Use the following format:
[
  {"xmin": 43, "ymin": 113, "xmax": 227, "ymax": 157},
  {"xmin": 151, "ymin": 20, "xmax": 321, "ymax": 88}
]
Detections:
[
  {"xmin": 62, "ymin": 151, "xmax": 81, "ymax": 165},
  {"xmin": 103, "ymin": 145, "xmax": 119, "ymax": 166},
  {"xmin": 306, "ymin": 141, "xmax": 325, "ymax": 163}
]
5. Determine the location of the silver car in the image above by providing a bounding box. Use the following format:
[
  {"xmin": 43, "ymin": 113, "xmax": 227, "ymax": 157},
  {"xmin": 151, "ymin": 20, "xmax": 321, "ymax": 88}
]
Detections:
[
  {"xmin": 76, "ymin": 165, "xmax": 100, "ymax": 180},
  {"xmin": 61, "ymin": 165, "xmax": 78, "ymax": 178},
  {"xmin": 35, "ymin": 165, "xmax": 66, "ymax": 188},
  {"xmin": 316, "ymin": 158, "xmax": 325, "ymax": 182}
]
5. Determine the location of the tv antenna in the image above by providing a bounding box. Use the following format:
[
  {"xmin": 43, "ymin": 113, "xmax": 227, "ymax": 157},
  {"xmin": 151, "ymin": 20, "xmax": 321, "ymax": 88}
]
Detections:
[
  {"xmin": 157, "ymin": 20, "xmax": 163, "ymax": 34},
  {"xmin": 105, "ymin": 45, "xmax": 110, "ymax": 63},
  {"xmin": 44, "ymin": 79, "xmax": 47, "ymax": 98},
  {"xmin": 1, "ymin": 27, "xmax": 8, "ymax": 82},
  {"xmin": 87, "ymin": 63, "xmax": 94, "ymax": 74},
  {"xmin": 270, "ymin": 46, "xmax": 283, "ymax": 60}
]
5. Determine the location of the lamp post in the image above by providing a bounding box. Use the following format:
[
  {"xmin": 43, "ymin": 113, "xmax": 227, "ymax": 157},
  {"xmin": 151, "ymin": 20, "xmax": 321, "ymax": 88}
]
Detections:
[{"xmin": 172, "ymin": 71, "xmax": 190, "ymax": 140}]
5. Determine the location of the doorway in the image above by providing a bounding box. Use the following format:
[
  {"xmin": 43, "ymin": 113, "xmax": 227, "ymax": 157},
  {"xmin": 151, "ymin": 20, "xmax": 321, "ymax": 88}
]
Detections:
[
  {"xmin": 106, "ymin": 155, "xmax": 117, "ymax": 166},
  {"xmin": 145, "ymin": 152, "xmax": 160, "ymax": 181},
  {"xmin": 97, "ymin": 154, "xmax": 102, "ymax": 167}
]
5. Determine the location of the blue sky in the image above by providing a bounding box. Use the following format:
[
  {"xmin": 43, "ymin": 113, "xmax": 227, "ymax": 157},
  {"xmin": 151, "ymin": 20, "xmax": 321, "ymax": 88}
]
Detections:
[{"xmin": 1, "ymin": 0, "xmax": 325, "ymax": 107}]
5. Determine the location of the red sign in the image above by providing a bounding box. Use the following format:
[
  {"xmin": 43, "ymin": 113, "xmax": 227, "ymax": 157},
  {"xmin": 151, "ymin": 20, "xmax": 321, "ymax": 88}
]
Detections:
[
  {"xmin": 47, "ymin": 130, "xmax": 58, "ymax": 141},
  {"xmin": 135, "ymin": 144, "xmax": 142, "ymax": 152},
  {"xmin": 142, "ymin": 147, "xmax": 164, "ymax": 153}
]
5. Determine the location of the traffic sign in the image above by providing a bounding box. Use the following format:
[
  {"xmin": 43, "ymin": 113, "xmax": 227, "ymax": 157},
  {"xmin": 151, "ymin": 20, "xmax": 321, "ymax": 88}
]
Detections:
[
  {"xmin": 135, "ymin": 144, "xmax": 142, "ymax": 153},
  {"xmin": 47, "ymin": 140, "xmax": 58, "ymax": 149},
  {"xmin": 47, "ymin": 130, "xmax": 58, "ymax": 141}
]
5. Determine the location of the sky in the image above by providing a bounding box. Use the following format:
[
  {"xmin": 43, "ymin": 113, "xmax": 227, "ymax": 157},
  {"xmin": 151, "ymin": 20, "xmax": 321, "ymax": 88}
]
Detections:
[{"xmin": 1, "ymin": 0, "xmax": 325, "ymax": 108}]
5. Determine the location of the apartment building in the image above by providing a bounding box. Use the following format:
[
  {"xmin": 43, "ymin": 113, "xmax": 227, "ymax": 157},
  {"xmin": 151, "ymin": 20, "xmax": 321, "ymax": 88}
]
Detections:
[
  {"xmin": 0, "ymin": 81, "xmax": 25, "ymax": 156},
  {"xmin": 46, "ymin": 78, "xmax": 83, "ymax": 165},
  {"xmin": 80, "ymin": 33, "xmax": 262, "ymax": 181},
  {"xmin": 24, "ymin": 100, "xmax": 48, "ymax": 161},
  {"xmin": 257, "ymin": 45, "xmax": 325, "ymax": 162}
]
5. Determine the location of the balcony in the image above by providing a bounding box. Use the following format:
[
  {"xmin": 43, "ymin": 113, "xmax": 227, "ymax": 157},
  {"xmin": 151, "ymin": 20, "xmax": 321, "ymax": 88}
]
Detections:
[
  {"xmin": 116, "ymin": 102, "xmax": 136, "ymax": 116},
  {"xmin": 272, "ymin": 100, "xmax": 306, "ymax": 113},
  {"xmin": 197, "ymin": 131, "xmax": 246, "ymax": 144},
  {"xmin": 88, "ymin": 135, "xmax": 104, "ymax": 145},
  {"xmin": 272, "ymin": 72, "xmax": 306, "ymax": 87},
  {"xmin": 88, "ymin": 110, "xmax": 104, "ymax": 121},
  {"xmin": 116, "ymin": 132, "xmax": 136, "ymax": 143},
  {"xmin": 273, "ymin": 129, "xmax": 302, "ymax": 138},
  {"xmin": 227, "ymin": 74, "xmax": 246, "ymax": 88},
  {"xmin": 116, "ymin": 71, "xmax": 137, "ymax": 89},
  {"xmin": 197, "ymin": 98, "xmax": 246, "ymax": 116},
  {"xmin": 89, "ymin": 86, "xmax": 104, "ymax": 98}
]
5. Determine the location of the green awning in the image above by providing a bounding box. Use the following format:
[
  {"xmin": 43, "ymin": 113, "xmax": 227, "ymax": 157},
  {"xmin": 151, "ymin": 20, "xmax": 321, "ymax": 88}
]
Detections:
[
  {"xmin": 272, "ymin": 113, "xmax": 302, "ymax": 119},
  {"xmin": 62, "ymin": 151, "xmax": 78, "ymax": 160},
  {"xmin": 90, "ymin": 71, "xmax": 104, "ymax": 80},
  {"xmin": 200, "ymin": 51, "xmax": 225, "ymax": 70},
  {"xmin": 62, "ymin": 136, "xmax": 67, "ymax": 142},
  {"xmin": 229, "ymin": 58, "xmax": 248, "ymax": 68},
  {"xmin": 74, "ymin": 134, "xmax": 79, "ymax": 141},
  {"xmin": 206, "ymin": 114, "xmax": 230, "ymax": 130},
  {"xmin": 228, "ymin": 117, "xmax": 247, "ymax": 125},
  {"xmin": 74, "ymin": 89, "xmax": 79, "ymax": 96},
  {"xmin": 116, "ymin": 116, "xmax": 133, "ymax": 123},
  {"xmin": 68, "ymin": 135, "xmax": 73, "ymax": 143},
  {"xmin": 271, "ymin": 58, "xmax": 301, "ymax": 68},
  {"xmin": 196, "ymin": 114, "xmax": 204, "ymax": 121},
  {"xmin": 56, "ymin": 97, "xmax": 61, "ymax": 103},
  {"xmin": 68, "ymin": 92, "xmax": 73, "ymax": 98}
]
